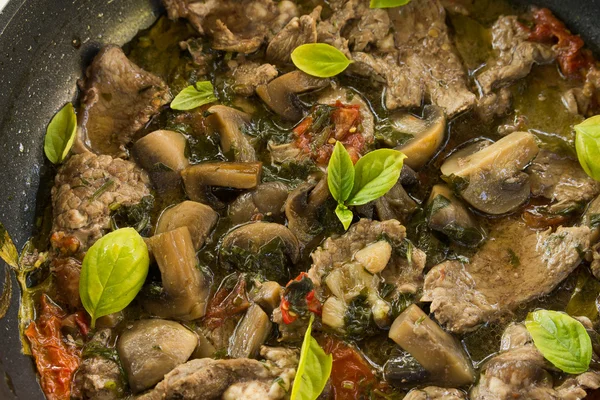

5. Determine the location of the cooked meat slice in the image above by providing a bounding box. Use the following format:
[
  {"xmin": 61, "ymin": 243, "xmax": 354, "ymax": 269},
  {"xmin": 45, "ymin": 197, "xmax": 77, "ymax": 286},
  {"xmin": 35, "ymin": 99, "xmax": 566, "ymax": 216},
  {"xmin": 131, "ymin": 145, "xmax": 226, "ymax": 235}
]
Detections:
[
  {"xmin": 477, "ymin": 16, "xmax": 555, "ymax": 94},
  {"xmin": 471, "ymin": 322, "xmax": 600, "ymax": 399},
  {"xmin": 77, "ymin": 46, "xmax": 171, "ymax": 157},
  {"xmin": 137, "ymin": 346, "xmax": 297, "ymax": 400},
  {"xmin": 528, "ymin": 150, "xmax": 600, "ymax": 211},
  {"xmin": 51, "ymin": 257, "xmax": 82, "ymax": 309},
  {"xmin": 51, "ymin": 153, "xmax": 151, "ymax": 252},
  {"xmin": 475, "ymin": 88, "xmax": 512, "ymax": 121},
  {"xmin": 179, "ymin": 39, "xmax": 213, "ymax": 75},
  {"xmin": 351, "ymin": 52, "xmax": 423, "ymax": 110},
  {"xmin": 422, "ymin": 219, "xmax": 590, "ymax": 333},
  {"xmin": 562, "ymin": 65, "xmax": 600, "ymax": 116},
  {"xmin": 266, "ymin": 7, "xmax": 320, "ymax": 64},
  {"xmin": 72, "ymin": 329, "xmax": 124, "ymax": 400},
  {"xmin": 404, "ymin": 386, "xmax": 467, "ymax": 400},
  {"xmin": 230, "ymin": 62, "xmax": 278, "ymax": 97},
  {"xmin": 162, "ymin": 0, "xmax": 285, "ymax": 54},
  {"xmin": 350, "ymin": 0, "xmax": 475, "ymax": 116}
]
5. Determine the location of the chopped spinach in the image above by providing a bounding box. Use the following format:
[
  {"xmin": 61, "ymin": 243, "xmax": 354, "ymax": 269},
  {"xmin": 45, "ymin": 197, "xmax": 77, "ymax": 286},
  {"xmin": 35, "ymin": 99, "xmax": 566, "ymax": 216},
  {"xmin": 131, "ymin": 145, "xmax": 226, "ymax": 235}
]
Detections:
[
  {"xmin": 110, "ymin": 195, "xmax": 155, "ymax": 236},
  {"xmin": 345, "ymin": 293, "xmax": 377, "ymax": 340}
]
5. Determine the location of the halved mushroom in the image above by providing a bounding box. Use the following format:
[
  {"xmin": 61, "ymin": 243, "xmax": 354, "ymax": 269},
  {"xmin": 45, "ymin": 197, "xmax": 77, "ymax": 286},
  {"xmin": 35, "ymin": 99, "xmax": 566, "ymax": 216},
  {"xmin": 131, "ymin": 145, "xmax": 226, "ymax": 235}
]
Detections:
[
  {"xmin": 117, "ymin": 319, "xmax": 198, "ymax": 393},
  {"xmin": 155, "ymin": 201, "xmax": 218, "ymax": 250},
  {"xmin": 388, "ymin": 304, "xmax": 475, "ymax": 387},
  {"xmin": 426, "ymin": 184, "xmax": 485, "ymax": 247},
  {"xmin": 133, "ymin": 130, "xmax": 189, "ymax": 190},
  {"xmin": 206, "ymin": 105, "xmax": 256, "ymax": 162},
  {"xmin": 228, "ymin": 304, "xmax": 273, "ymax": 359},
  {"xmin": 144, "ymin": 227, "xmax": 210, "ymax": 320},
  {"xmin": 285, "ymin": 178, "xmax": 331, "ymax": 245},
  {"xmin": 181, "ymin": 162, "xmax": 262, "ymax": 201},
  {"xmin": 393, "ymin": 106, "xmax": 446, "ymax": 170},
  {"xmin": 250, "ymin": 281, "xmax": 282, "ymax": 314},
  {"xmin": 228, "ymin": 181, "xmax": 290, "ymax": 225},
  {"xmin": 375, "ymin": 180, "xmax": 418, "ymax": 223},
  {"xmin": 256, "ymin": 71, "xmax": 329, "ymax": 121},
  {"xmin": 220, "ymin": 222, "xmax": 300, "ymax": 283},
  {"xmin": 440, "ymin": 132, "xmax": 540, "ymax": 215}
]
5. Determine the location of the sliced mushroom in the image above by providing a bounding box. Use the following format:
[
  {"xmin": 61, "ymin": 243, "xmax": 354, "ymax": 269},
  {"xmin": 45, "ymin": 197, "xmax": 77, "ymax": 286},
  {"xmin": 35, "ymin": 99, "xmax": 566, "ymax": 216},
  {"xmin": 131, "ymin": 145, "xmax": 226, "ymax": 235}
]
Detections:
[
  {"xmin": 384, "ymin": 353, "xmax": 431, "ymax": 388},
  {"xmin": 133, "ymin": 130, "xmax": 189, "ymax": 191},
  {"xmin": 285, "ymin": 178, "xmax": 331, "ymax": 245},
  {"xmin": 426, "ymin": 184, "xmax": 485, "ymax": 247},
  {"xmin": 144, "ymin": 227, "xmax": 210, "ymax": 320},
  {"xmin": 440, "ymin": 132, "xmax": 539, "ymax": 215},
  {"xmin": 393, "ymin": 106, "xmax": 446, "ymax": 170},
  {"xmin": 250, "ymin": 281, "xmax": 282, "ymax": 314},
  {"xmin": 220, "ymin": 222, "xmax": 300, "ymax": 283},
  {"xmin": 228, "ymin": 181, "xmax": 290, "ymax": 225},
  {"xmin": 228, "ymin": 304, "xmax": 273, "ymax": 359},
  {"xmin": 256, "ymin": 71, "xmax": 329, "ymax": 121},
  {"xmin": 206, "ymin": 105, "xmax": 256, "ymax": 162},
  {"xmin": 388, "ymin": 304, "xmax": 475, "ymax": 387},
  {"xmin": 117, "ymin": 319, "xmax": 198, "ymax": 393},
  {"xmin": 181, "ymin": 162, "xmax": 262, "ymax": 201},
  {"xmin": 375, "ymin": 179, "xmax": 418, "ymax": 223},
  {"xmin": 155, "ymin": 201, "xmax": 218, "ymax": 250}
]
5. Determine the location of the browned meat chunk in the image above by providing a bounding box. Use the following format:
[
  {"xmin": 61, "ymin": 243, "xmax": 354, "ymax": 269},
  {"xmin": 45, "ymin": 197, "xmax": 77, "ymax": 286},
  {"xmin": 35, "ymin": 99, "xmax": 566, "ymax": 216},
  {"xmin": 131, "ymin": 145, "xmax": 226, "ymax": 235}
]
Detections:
[
  {"xmin": 137, "ymin": 346, "xmax": 297, "ymax": 400},
  {"xmin": 266, "ymin": 7, "xmax": 320, "ymax": 64},
  {"xmin": 471, "ymin": 323, "xmax": 600, "ymax": 399},
  {"xmin": 229, "ymin": 62, "xmax": 278, "ymax": 97},
  {"xmin": 51, "ymin": 257, "xmax": 82, "ymax": 309},
  {"xmin": 528, "ymin": 150, "xmax": 600, "ymax": 211},
  {"xmin": 350, "ymin": 0, "xmax": 475, "ymax": 116},
  {"xmin": 162, "ymin": 0, "xmax": 288, "ymax": 54},
  {"xmin": 51, "ymin": 153, "xmax": 151, "ymax": 251},
  {"xmin": 422, "ymin": 219, "xmax": 590, "ymax": 333},
  {"xmin": 78, "ymin": 46, "xmax": 171, "ymax": 157},
  {"xmin": 404, "ymin": 386, "xmax": 466, "ymax": 400},
  {"xmin": 477, "ymin": 16, "xmax": 555, "ymax": 94}
]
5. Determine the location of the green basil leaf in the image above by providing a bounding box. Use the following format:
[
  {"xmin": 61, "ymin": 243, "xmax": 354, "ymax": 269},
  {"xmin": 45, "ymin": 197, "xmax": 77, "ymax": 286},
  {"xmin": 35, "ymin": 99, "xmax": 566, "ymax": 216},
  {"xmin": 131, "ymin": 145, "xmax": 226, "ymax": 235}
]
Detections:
[
  {"xmin": 44, "ymin": 103, "xmax": 77, "ymax": 164},
  {"xmin": 347, "ymin": 149, "xmax": 406, "ymax": 206},
  {"xmin": 335, "ymin": 204, "xmax": 354, "ymax": 230},
  {"xmin": 79, "ymin": 228, "xmax": 149, "ymax": 327},
  {"xmin": 171, "ymin": 81, "xmax": 218, "ymax": 111},
  {"xmin": 370, "ymin": 0, "xmax": 411, "ymax": 8},
  {"xmin": 291, "ymin": 315, "xmax": 333, "ymax": 400},
  {"xmin": 291, "ymin": 43, "xmax": 353, "ymax": 78},
  {"xmin": 525, "ymin": 309, "xmax": 592, "ymax": 374},
  {"xmin": 328, "ymin": 141, "xmax": 355, "ymax": 203},
  {"xmin": 575, "ymin": 116, "xmax": 600, "ymax": 181}
]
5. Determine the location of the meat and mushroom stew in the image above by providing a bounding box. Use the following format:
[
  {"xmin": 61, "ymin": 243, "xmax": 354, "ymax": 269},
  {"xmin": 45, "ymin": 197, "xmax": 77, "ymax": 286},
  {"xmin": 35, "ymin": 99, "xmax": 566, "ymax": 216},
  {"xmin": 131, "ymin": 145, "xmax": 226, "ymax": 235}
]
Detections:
[{"xmin": 6, "ymin": 0, "xmax": 600, "ymax": 398}]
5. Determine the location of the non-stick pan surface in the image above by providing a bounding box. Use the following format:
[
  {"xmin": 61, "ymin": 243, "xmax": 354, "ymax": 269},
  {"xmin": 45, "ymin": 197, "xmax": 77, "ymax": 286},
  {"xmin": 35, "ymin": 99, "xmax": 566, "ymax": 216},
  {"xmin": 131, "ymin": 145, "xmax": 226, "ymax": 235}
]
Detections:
[{"xmin": 0, "ymin": 0, "xmax": 598, "ymax": 398}]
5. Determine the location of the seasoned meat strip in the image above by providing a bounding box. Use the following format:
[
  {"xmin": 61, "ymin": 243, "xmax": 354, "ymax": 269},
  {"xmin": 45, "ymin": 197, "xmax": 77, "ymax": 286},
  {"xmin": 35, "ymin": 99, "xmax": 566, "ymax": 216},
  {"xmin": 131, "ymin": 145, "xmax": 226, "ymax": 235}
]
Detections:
[
  {"xmin": 78, "ymin": 46, "xmax": 171, "ymax": 157},
  {"xmin": 51, "ymin": 153, "xmax": 151, "ymax": 252},
  {"xmin": 422, "ymin": 219, "xmax": 590, "ymax": 333}
]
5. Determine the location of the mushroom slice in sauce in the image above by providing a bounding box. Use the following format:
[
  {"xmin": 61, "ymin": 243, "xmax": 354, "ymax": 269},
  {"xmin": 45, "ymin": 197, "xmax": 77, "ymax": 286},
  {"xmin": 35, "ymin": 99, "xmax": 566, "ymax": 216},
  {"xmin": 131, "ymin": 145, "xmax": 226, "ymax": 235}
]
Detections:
[
  {"xmin": 256, "ymin": 71, "xmax": 329, "ymax": 121},
  {"xmin": 228, "ymin": 304, "xmax": 273, "ymax": 359},
  {"xmin": 181, "ymin": 162, "xmax": 262, "ymax": 202},
  {"xmin": 144, "ymin": 226, "xmax": 210, "ymax": 320},
  {"xmin": 441, "ymin": 131, "xmax": 539, "ymax": 215},
  {"xmin": 206, "ymin": 105, "xmax": 256, "ymax": 162},
  {"xmin": 155, "ymin": 201, "xmax": 218, "ymax": 250}
]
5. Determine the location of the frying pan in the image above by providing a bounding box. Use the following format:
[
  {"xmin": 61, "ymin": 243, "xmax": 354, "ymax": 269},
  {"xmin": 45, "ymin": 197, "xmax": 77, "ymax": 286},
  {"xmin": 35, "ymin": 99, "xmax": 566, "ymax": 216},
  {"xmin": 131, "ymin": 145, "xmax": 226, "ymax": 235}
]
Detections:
[{"xmin": 0, "ymin": 0, "xmax": 598, "ymax": 398}]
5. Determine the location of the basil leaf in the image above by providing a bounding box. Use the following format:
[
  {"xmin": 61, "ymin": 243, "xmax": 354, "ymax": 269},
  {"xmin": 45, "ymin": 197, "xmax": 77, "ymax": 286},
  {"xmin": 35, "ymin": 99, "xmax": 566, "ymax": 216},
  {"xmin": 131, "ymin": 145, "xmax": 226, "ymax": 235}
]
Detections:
[
  {"xmin": 335, "ymin": 204, "xmax": 354, "ymax": 230},
  {"xmin": 347, "ymin": 149, "xmax": 406, "ymax": 206},
  {"xmin": 575, "ymin": 116, "xmax": 600, "ymax": 181},
  {"xmin": 291, "ymin": 43, "xmax": 353, "ymax": 78},
  {"xmin": 370, "ymin": 0, "xmax": 411, "ymax": 8},
  {"xmin": 291, "ymin": 315, "xmax": 333, "ymax": 400},
  {"xmin": 525, "ymin": 309, "xmax": 592, "ymax": 374},
  {"xmin": 79, "ymin": 228, "xmax": 149, "ymax": 328},
  {"xmin": 44, "ymin": 103, "xmax": 77, "ymax": 164},
  {"xmin": 328, "ymin": 141, "xmax": 355, "ymax": 203},
  {"xmin": 171, "ymin": 81, "xmax": 217, "ymax": 111}
]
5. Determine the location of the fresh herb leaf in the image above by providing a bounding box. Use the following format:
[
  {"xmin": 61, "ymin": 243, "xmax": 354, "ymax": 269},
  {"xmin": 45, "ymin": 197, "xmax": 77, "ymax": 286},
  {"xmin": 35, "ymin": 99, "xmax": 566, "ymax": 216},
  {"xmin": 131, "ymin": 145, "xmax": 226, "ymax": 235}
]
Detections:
[
  {"xmin": 575, "ymin": 116, "xmax": 600, "ymax": 182},
  {"xmin": 79, "ymin": 228, "xmax": 149, "ymax": 328},
  {"xmin": 171, "ymin": 81, "xmax": 217, "ymax": 111},
  {"xmin": 291, "ymin": 43, "xmax": 353, "ymax": 78},
  {"xmin": 525, "ymin": 309, "xmax": 592, "ymax": 374},
  {"xmin": 328, "ymin": 142, "xmax": 355, "ymax": 204},
  {"xmin": 335, "ymin": 204, "xmax": 354, "ymax": 230},
  {"xmin": 291, "ymin": 315, "xmax": 333, "ymax": 400},
  {"xmin": 348, "ymin": 149, "xmax": 406, "ymax": 206},
  {"xmin": 44, "ymin": 103, "xmax": 77, "ymax": 164},
  {"xmin": 90, "ymin": 179, "xmax": 115, "ymax": 202},
  {"xmin": 0, "ymin": 222, "xmax": 19, "ymax": 269},
  {"xmin": 370, "ymin": 0, "xmax": 411, "ymax": 8}
]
